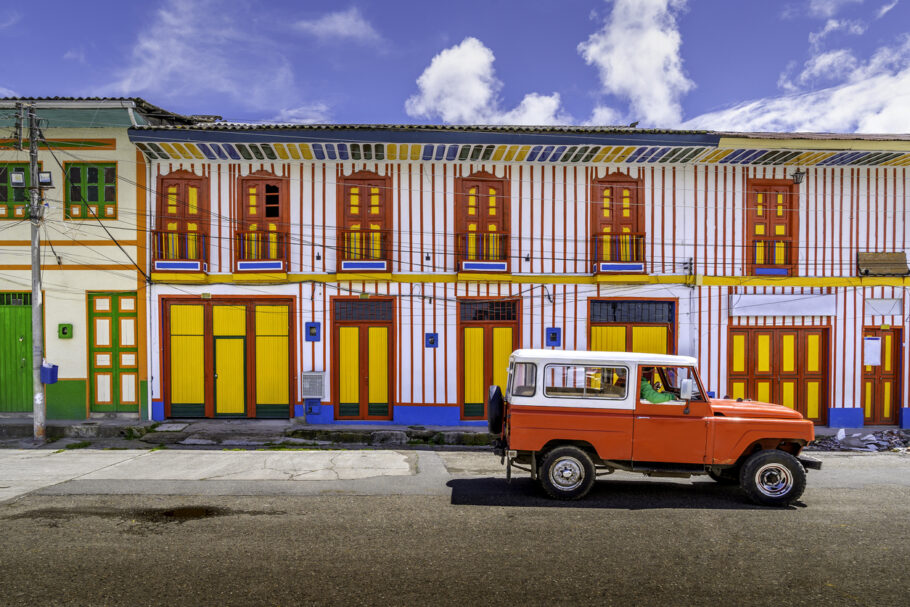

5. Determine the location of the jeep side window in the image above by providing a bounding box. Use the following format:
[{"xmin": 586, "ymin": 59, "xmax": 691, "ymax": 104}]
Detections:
[
  {"xmin": 512, "ymin": 363, "xmax": 537, "ymax": 397},
  {"xmin": 544, "ymin": 365, "xmax": 627, "ymax": 399}
]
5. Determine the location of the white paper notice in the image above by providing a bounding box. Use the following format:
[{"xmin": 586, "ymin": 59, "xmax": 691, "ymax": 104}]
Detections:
[{"xmin": 863, "ymin": 337, "xmax": 882, "ymax": 366}]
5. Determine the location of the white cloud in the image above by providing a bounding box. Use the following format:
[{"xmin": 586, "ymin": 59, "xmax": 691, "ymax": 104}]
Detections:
[
  {"xmin": 100, "ymin": 0, "xmax": 299, "ymax": 111},
  {"xmin": 0, "ymin": 85, "xmax": 17, "ymax": 97},
  {"xmin": 682, "ymin": 36, "xmax": 910, "ymax": 133},
  {"xmin": 808, "ymin": 18, "xmax": 866, "ymax": 49},
  {"xmin": 271, "ymin": 103, "xmax": 331, "ymax": 124},
  {"xmin": 876, "ymin": 0, "xmax": 899, "ymax": 17},
  {"xmin": 577, "ymin": 0, "xmax": 693, "ymax": 127},
  {"xmin": 63, "ymin": 48, "xmax": 86, "ymax": 63},
  {"xmin": 0, "ymin": 10, "xmax": 20, "ymax": 29},
  {"xmin": 294, "ymin": 7, "xmax": 381, "ymax": 43},
  {"xmin": 779, "ymin": 48, "xmax": 860, "ymax": 91},
  {"xmin": 405, "ymin": 37, "xmax": 570, "ymax": 125},
  {"xmin": 808, "ymin": 0, "xmax": 864, "ymax": 18},
  {"xmin": 585, "ymin": 105, "xmax": 624, "ymax": 126}
]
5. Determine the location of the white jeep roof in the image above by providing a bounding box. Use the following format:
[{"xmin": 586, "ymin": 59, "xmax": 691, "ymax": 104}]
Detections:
[{"xmin": 510, "ymin": 349, "xmax": 698, "ymax": 367}]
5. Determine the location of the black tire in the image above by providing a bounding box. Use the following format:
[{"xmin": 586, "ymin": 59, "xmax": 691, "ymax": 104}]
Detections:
[
  {"xmin": 487, "ymin": 385, "xmax": 504, "ymax": 434},
  {"xmin": 739, "ymin": 450, "xmax": 807, "ymax": 506},
  {"xmin": 707, "ymin": 469, "xmax": 739, "ymax": 485},
  {"xmin": 538, "ymin": 446, "xmax": 596, "ymax": 500}
]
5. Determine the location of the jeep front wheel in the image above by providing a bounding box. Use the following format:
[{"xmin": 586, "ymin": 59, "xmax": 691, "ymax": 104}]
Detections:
[
  {"xmin": 538, "ymin": 446, "xmax": 595, "ymax": 500},
  {"xmin": 739, "ymin": 450, "xmax": 806, "ymax": 506}
]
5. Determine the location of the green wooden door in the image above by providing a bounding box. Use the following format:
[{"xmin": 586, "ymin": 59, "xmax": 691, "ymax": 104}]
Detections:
[
  {"xmin": 0, "ymin": 293, "xmax": 32, "ymax": 412},
  {"xmin": 88, "ymin": 292, "xmax": 139, "ymax": 412}
]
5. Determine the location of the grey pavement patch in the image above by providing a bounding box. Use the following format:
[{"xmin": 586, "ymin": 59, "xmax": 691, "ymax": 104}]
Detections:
[
  {"xmin": 179, "ymin": 438, "xmax": 217, "ymax": 445},
  {"xmin": 154, "ymin": 423, "xmax": 188, "ymax": 432}
]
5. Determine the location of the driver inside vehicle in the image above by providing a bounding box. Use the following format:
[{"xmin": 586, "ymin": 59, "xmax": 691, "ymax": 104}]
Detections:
[{"xmin": 639, "ymin": 367, "xmax": 675, "ymax": 404}]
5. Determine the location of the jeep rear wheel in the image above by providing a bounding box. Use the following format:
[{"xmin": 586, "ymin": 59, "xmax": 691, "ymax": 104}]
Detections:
[
  {"xmin": 538, "ymin": 446, "xmax": 595, "ymax": 500},
  {"xmin": 739, "ymin": 450, "xmax": 806, "ymax": 507}
]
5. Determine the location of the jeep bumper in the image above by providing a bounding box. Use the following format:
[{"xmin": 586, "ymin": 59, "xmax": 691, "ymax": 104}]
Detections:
[{"xmin": 798, "ymin": 454, "xmax": 822, "ymax": 470}]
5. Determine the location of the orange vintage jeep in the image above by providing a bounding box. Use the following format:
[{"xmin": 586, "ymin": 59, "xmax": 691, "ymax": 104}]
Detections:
[{"xmin": 488, "ymin": 349, "xmax": 821, "ymax": 506}]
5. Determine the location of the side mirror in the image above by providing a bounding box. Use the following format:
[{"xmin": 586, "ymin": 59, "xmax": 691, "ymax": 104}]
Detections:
[{"xmin": 680, "ymin": 378, "xmax": 695, "ymax": 401}]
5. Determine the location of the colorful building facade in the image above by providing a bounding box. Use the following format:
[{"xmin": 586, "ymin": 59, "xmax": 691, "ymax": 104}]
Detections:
[
  {"xmin": 0, "ymin": 98, "xmax": 191, "ymax": 420},
  {"xmin": 126, "ymin": 125, "xmax": 910, "ymax": 428}
]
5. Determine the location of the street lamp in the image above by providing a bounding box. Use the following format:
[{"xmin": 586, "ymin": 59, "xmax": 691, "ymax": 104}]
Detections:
[{"xmin": 791, "ymin": 168, "xmax": 806, "ymax": 185}]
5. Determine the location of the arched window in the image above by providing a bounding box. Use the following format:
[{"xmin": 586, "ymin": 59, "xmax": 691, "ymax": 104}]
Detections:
[
  {"xmin": 455, "ymin": 171, "xmax": 510, "ymax": 272},
  {"xmin": 236, "ymin": 171, "xmax": 289, "ymax": 272},
  {"xmin": 155, "ymin": 170, "xmax": 209, "ymax": 272},
  {"xmin": 590, "ymin": 172, "xmax": 645, "ymax": 273},
  {"xmin": 338, "ymin": 170, "xmax": 391, "ymax": 272}
]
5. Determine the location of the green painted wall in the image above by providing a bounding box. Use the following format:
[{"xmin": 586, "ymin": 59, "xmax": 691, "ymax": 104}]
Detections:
[
  {"xmin": 140, "ymin": 380, "xmax": 148, "ymax": 420},
  {"xmin": 46, "ymin": 380, "xmax": 86, "ymax": 420}
]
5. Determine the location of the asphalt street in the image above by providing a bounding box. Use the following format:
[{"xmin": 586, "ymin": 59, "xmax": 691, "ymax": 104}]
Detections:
[{"xmin": 0, "ymin": 451, "xmax": 907, "ymax": 606}]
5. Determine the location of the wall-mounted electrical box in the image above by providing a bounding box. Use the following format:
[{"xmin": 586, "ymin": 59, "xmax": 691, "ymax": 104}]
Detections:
[
  {"xmin": 58, "ymin": 323, "xmax": 73, "ymax": 339},
  {"xmin": 545, "ymin": 327, "xmax": 561, "ymax": 347},
  {"xmin": 304, "ymin": 322, "xmax": 321, "ymax": 342}
]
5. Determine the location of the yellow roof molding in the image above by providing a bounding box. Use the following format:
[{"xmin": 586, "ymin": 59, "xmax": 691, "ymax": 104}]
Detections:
[{"xmin": 719, "ymin": 136, "xmax": 910, "ymax": 152}]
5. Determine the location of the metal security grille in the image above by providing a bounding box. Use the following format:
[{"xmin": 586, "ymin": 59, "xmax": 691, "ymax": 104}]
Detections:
[
  {"xmin": 460, "ymin": 300, "xmax": 518, "ymax": 322},
  {"xmin": 591, "ymin": 300, "xmax": 674, "ymax": 324},
  {"xmin": 0, "ymin": 292, "xmax": 31, "ymax": 306},
  {"xmin": 334, "ymin": 299, "xmax": 394, "ymax": 322}
]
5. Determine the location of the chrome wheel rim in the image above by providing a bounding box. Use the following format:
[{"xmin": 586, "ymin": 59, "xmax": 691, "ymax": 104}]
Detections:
[
  {"xmin": 755, "ymin": 463, "xmax": 793, "ymax": 497},
  {"xmin": 549, "ymin": 456, "xmax": 584, "ymax": 491}
]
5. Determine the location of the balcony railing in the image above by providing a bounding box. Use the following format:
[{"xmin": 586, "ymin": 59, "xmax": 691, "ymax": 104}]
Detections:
[
  {"xmin": 153, "ymin": 230, "xmax": 208, "ymax": 263},
  {"xmin": 752, "ymin": 239, "xmax": 792, "ymax": 267},
  {"xmin": 236, "ymin": 230, "xmax": 286, "ymax": 262},
  {"xmin": 340, "ymin": 228, "xmax": 391, "ymax": 262},
  {"xmin": 591, "ymin": 233, "xmax": 645, "ymax": 264},
  {"xmin": 456, "ymin": 232, "xmax": 509, "ymax": 263}
]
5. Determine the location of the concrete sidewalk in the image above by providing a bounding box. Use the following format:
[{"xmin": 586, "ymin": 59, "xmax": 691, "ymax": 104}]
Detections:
[{"xmin": 0, "ymin": 417, "xmax": 492, "ymax": 450}]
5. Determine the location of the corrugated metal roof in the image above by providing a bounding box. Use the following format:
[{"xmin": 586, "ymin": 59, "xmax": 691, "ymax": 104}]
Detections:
[{"xmin": 0, "ymin": 96, "xmax": 195, "ymax": 126}]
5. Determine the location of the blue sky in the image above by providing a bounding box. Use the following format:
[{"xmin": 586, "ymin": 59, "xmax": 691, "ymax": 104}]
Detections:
[{"xmin": 1, "ymin": 0, "xmax": 908, "ymax": 132}]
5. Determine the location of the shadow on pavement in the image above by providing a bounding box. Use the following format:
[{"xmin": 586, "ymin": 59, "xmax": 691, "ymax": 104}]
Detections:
[{"xmin": 446, "ymin": 477, "xmax": 802, "ymax": 510}]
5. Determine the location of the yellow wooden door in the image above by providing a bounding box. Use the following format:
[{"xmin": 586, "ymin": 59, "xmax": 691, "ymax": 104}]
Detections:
[
  {"xmin": 338, "ymin": 326, "xmax": 360, "ymax": 417},
  {"xmin": 632, "ymin": 326, "xmax": 668, "ymax": 354},
  {"xmin": 464, "ymin": 327, "xmax": 485, "ymax": 417},
  {"xmin": 169, "ymin": 304, "xmax": 205, "ymax": 416},
  {"xmin": 492, "ymin": 327, "xmax": 513, "ymax": 396},
  {"xmin": 368, "ymin": 326, "xmax": 389, "ymax": 417},
  {"xmin": 591, "ymin": 326, "xmax": 626, "ymax": 351},
  {"xmin": 255, "ymin": 305, "xmax": 289, "ymax": 417},
  {"xmin": 213, "ymin": 305, "xmax": 246, "ymax": 416}
]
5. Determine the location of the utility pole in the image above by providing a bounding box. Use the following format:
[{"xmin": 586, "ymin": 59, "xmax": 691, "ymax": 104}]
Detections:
[{"xmin": 26, "ymin": 105, "xmax": 45, "ymax": 442}]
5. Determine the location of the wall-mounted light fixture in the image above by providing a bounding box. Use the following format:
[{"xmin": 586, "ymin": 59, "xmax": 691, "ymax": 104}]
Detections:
[
  {"xmin": 10, "ymin": 169, "xmax": 26, "ymax": 188},
  {"xmin": 791, "ymin": 168, "xmax": 806, "ymax": 185}
]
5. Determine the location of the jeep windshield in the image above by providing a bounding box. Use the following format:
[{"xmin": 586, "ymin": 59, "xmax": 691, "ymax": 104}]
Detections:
[{"xmin": 641, "ymin": 365, "xmax": 706, "ymax": 401}]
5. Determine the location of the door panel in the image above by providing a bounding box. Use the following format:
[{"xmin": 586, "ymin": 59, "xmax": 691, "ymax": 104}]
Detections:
[
  {"xmin": 727, "ymin": 328, "xmax": 828, "ymax": 423},
  {"xmin": 463, "ymin": 327, "xmax": 485, "ymax": 418},
  {"xmin": 862, "ymin": 328, "xmax": 901, "ymax": 425},
  {"xmin": 0, "ymin": 302, "xmax": 31, "ymax": 412},
  {"xmin": 89, "ymin": 292, "xmax": 139, "ymax": 412},
  {"xmin": 591, "ymin": 326, "xmax": 626, "ymax": 351},
  {"xmin": 631, "ymin": 326, "xmax": 668, "ymax": 354},
  {"xmin": 214, "ymin": 338, "xmax": 245, "ymax": 415},
  {"xmin": 368, "ymin": 326, "xmax": 389, "ymax": 417},
  {"xmin": 492, "ymin": 327, "xmax": 512, "ymax": 396},
  {"xmin": 338, "ymin": 326, "xmax": 360, "ymax": 417}
]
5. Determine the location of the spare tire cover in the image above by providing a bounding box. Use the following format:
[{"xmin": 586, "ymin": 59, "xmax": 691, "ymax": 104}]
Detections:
[{"xmin": 488, "ymin": 385, "xmax": 504, "ymax": 433}]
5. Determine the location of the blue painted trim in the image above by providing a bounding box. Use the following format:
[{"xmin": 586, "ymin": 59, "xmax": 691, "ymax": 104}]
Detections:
[
  {"xmin": 434, "ymin": 145, "xmax": 445, "ymax": 161},
  {"xmin": 237, "ymin": 260, "xmax": 283, "ymax": 271},
  {"xmin": 827, "ymin": 407, "xmax": 864, "ymax": 428},
  {"xmin": 196, "ymin": 143, "xmax": 217, "ymax": 160},
  {"xmin": 394, "ymin": 405, "xmax": 487, "ymax": 426},
  {"xmin": 130, "ymin": 128, "xmax": 722, "ymax": 148},
  {"xmin": 222, "ymin": 143, "xmax": 241, "ymax": 160},
  {"xmin": 213, "ymin": 144, "xmax": 228, "ymax": 160},
  {"xmin": 900, "ymin": 408, "xmax": 910, "ymax": 429},
  {"xmin": 598, "ymin": 262, "xmax": 645, "ymax": 272},
  {"xmin": 754, "ymin": 267, "xmax": 789, "ymax": 276},
  {"xmin": 545, "ymin": 327, "xmax": 562, "ymax": 347},
  {"xmin": 463, "ymin": 261, "xmax": 507, "ymax": 271},
  {"xmin": 550, "ymin": 145, "xmax": 566, "ymax": 161},
  {"xmin": 293, "ymin": 404, "xmax": 304, "ymax": 418},
  {"xmin": 341, "ymin": 260, "xmax": 387, "ymax": 270},
  {"xmin": 445, "ymin": 145, "xmax": 458, "ymax": 160},
  {"xmin": 154, "ymin": 260, "xmax": 201, "ymax": 271},
  {"xmin": 151, "ymin": 401, "xmax": 165, "ymax": 421}
]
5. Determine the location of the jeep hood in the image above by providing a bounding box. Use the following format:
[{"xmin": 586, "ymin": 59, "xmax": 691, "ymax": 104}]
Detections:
[{"xmin": 710, "ymin": 399, "xmax": 806, "ymax": 420}]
